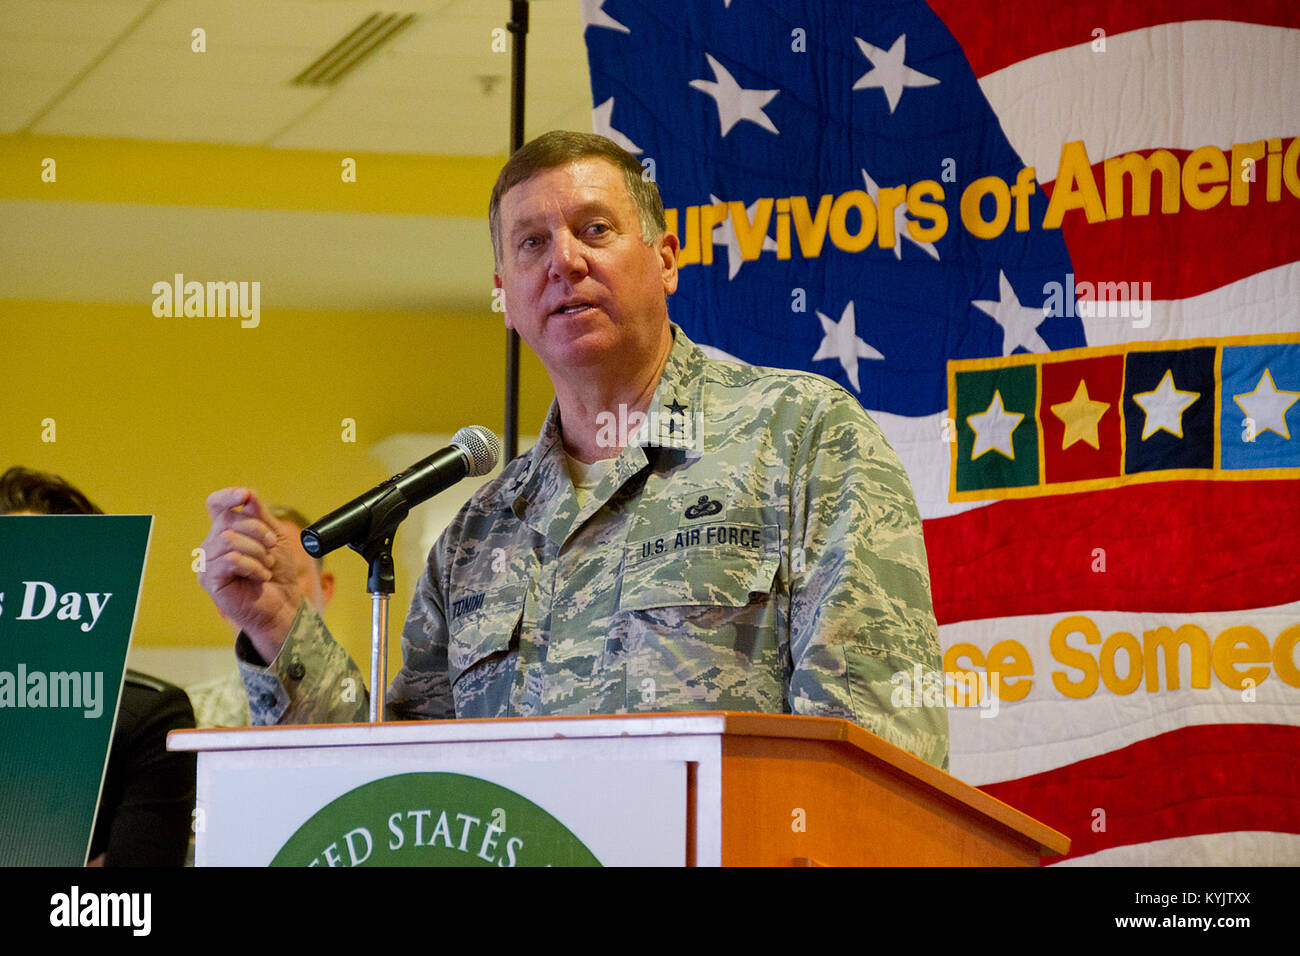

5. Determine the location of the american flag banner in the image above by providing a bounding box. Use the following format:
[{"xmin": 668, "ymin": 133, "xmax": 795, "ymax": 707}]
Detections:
[{"xmin": 581, "ymin": 0, "xmax": 1300, "ymax": 864}]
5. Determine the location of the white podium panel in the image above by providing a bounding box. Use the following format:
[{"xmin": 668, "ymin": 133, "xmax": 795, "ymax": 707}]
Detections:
[{"xmin": 173, "ymin": 715, "xmax": 725, "ymax": 867}]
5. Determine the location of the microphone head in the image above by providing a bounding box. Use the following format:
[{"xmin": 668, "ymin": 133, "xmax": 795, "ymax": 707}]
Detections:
[
  {"xmin": 300, "ymin": 528, "xmax": 323, "ymax": 557},
  {"xmin": 451, "ymin": 425, "xmax": 501, "ymax": 477}
]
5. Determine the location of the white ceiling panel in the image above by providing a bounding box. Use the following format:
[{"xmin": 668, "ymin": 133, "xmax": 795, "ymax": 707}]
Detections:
[
  {"xmin": 0, "ymin": 0, "xmax": 597, "ymax": 314},
  {"xmin": 5, "ymin": 0, "xmax": 592, "ymax": 150}
]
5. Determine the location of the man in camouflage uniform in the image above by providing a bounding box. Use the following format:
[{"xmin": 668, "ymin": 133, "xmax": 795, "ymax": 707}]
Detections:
[{"xmin": 199, "ymin": 131, "xmax": 948, "ymax": 768}]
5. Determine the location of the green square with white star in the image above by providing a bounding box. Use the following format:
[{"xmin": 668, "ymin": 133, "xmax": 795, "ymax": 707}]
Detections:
[{"xmin": 954, "ymin": 365, "xmax": 1039, "ymax": 492}]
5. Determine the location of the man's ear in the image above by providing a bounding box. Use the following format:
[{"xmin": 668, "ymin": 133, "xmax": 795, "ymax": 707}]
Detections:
[
  {"xmin": 657, "ymin": 231, "xmax": 680, "ymax": 295},
  {"xmin": 319, "ymin": 571, "xmax": 336, "ymax": 607}
]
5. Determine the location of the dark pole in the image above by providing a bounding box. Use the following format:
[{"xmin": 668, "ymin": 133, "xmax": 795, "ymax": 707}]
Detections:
[{"xmin": 503, "ymin": 0, "xmax": 529, "ymax": 461}]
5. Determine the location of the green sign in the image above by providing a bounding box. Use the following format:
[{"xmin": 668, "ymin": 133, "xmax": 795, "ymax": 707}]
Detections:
[
  {"xmin": 0, "ymin": 515, "xmax": 152, "ymax": 865},
  {"xmin": 272, "ymin": 772, "xmax": 602, "ymax": 867}
]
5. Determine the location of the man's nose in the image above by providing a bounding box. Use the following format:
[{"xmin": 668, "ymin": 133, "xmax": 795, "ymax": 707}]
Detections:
[{"xmin": 548, "ymin": 230, "xmax": 589, "ymax": 280}]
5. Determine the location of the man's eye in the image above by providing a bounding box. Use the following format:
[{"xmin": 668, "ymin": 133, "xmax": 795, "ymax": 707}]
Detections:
[{"xmin": 585, "ymin": 223, "xmax": 610, "ymax": 237}]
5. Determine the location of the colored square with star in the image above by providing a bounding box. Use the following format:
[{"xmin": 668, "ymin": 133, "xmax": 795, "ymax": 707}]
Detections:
[
  {"xmin": 1122, "ymin": 348, "xmax": 1215, "ymax": 474},
  {"xmin": 1041, "ymin": 355, "xmax": 1124, "ymax": 484},
  {"xmin": 1220, "ymin": 343, "xmax": 1300, "ymax": 469},
  {"xmin": 954, "ymin": 365, "xmax": 1038, "ymax": 492}
]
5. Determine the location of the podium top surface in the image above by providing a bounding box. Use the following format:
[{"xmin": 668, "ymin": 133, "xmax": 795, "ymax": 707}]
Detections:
[
  {"xmin": 171, "ymin": 711, "xmax": 778, "ymax": 751},
  {"xmin": 170, "ymin": 711, "xmax": 1069, "ymax": 856}
]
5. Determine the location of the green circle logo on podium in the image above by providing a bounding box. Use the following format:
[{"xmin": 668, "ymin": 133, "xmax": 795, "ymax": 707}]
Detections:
[{"xmin": 271, "ymin": 772, "xmax": 601, "ymax": 867}]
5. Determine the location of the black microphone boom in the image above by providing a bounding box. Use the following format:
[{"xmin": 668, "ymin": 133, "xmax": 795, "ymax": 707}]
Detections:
[{"xmin": 301, "ymin": 425, "xmax": 500, "ymax": 558}]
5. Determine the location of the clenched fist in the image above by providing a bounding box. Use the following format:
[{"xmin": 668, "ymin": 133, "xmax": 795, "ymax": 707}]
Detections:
[{"xmin": 197, "ymin": 488, "xmax": 305, "ymax": 663}]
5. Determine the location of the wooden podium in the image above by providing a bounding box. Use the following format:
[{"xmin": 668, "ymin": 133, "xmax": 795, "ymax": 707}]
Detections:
[{"xmin": 170, "ymin": 712, "xmax": 1068, "ymax": 866}]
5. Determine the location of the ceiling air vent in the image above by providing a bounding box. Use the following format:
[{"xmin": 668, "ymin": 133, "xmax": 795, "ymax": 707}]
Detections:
[{"xmin": 293, "ymin": 13, "xmax": 416, "ymax": 86}]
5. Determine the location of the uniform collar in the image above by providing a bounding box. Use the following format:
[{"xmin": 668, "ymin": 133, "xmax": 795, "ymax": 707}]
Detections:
[
  {"xmin": 508, "ymin": 323, "xmax": 708, "ymax": 542},
  {"xmin": 636, "ymin": 324, "xmax": 707, "ymax": 457}
]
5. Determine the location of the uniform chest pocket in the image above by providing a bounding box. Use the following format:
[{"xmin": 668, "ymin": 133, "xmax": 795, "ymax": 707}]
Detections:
[
  {"xmin": 618, "ymin": 540, "xmax": 780, "ymax": 611},
  {"xmin": 446, "ymin": 582, "xmax": 526, "ymax": 689},
  {"xmin": 615, "ymin": 542, "xmax": 783, "ymax": 667}
]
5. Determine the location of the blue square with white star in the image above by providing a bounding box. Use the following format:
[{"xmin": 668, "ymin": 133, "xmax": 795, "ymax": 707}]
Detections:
[
  {"xmin": 1122, "ymin": 348, "xmax": 1215, "ymax": 474},
  {"xmin": 583, "ymin": 0, "xmax": 1085, "ymax": 417},
  {"xmin": 1220, "ymin": 343, "xmax": 1300, "ymax": 470}
]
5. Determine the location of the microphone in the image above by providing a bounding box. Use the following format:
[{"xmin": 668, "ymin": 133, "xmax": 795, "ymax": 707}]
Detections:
[{"xmin": 301, "ymin": 425, "xmax": 501, "ymax": 558}]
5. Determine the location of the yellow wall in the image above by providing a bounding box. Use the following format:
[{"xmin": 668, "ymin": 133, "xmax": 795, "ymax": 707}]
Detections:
[
  {"xmin": 1, "ymin": 134, "xmax": 556, "ymax": 679},
  {"xmin": 1, "ymin": 299, "xmax": 554, "ymax": 673},
  {"xmin": 0, "ymin": 134, "xmax": 505, "ymax": 216}
]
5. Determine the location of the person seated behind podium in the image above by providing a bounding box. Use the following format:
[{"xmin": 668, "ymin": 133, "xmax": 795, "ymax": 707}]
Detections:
[
  {"xmin": 0, "ymin": 466, "xmax": 196, "ymax": 866},
  {"xmin": 195, "ymin": 131, "xmax": 949, "ymax": 768},
  {"xmin": 187, "ymin": 505, "xmax": 336, "ymax": 729}
]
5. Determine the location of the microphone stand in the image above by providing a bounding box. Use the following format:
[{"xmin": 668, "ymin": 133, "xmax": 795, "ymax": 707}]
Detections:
[
  {"xmin": 503, "ymin": 0, "xmax": 529, "ymax": 463},
  {"xmin": 309, "ymin": 436, "xmax": 493, "ymax": 722},
  {"xmin": 345, "ymin": 486, "xmax": 411, "ymax": 724}
]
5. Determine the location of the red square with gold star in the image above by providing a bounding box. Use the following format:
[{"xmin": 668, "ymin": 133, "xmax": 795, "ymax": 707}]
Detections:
[{"xmin": 1041, "ymin": 355, "xmax": 1124, "ymax": 484}]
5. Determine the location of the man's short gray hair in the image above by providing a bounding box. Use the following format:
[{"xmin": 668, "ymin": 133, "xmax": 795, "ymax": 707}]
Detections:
[{"xmin": 488, "ymin": 130, "xmax": 667, "ymax": 266}]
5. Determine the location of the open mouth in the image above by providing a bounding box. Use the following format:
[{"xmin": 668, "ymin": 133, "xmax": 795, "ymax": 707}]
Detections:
[{"xmin": 551, "ymin": 301, "xmax": 597, "ymax": 317}]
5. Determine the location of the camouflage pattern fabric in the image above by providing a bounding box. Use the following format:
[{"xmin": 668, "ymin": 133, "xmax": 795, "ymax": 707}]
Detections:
[
  {"xmin": 239, "ymin": 326, "xmax": 949, "ymax": 768},
  {"xmin": 236, "ymin": 620, "xmax": 367, "ymax": 726},
  {"xmin": 186, "ymin": 668, "xmax": 251, "ymax": 729}
]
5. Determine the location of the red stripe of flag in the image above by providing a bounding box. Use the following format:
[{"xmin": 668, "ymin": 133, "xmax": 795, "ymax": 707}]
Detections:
[
  {"xmin": 927, "ymin": 0, "xmax": 1300, "ymax": 78},
  {"xmin": 924, "ymin": 480, "xmax": 1300, "ymax": 625},
  {"xmin": 979, "ymin": 723, "xmax": 1300, "ymax": 862},
  {"xmin": 1041, "ymin": 145, "xmax": 1300, "ymax": 302}
]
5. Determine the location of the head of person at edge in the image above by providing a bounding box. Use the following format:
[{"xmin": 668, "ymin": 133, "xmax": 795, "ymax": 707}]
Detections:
[{"xmin": 489, "ymin": 131, "xmax": 678, "ymax": 464}]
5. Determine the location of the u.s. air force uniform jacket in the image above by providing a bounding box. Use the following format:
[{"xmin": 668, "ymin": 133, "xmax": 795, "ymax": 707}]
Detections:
[{"xmin": 238, "ymin": 326, "xmax": 949, "ymax": 768}]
